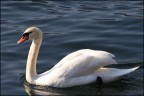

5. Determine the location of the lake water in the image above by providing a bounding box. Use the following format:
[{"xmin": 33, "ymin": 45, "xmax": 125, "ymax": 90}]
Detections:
[{"xmin": 1, "ymin": 0, "xmax": 143, "ymax": 95}]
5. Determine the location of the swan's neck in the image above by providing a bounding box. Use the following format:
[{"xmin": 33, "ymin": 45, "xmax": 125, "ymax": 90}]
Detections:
[{"xmin": 26, "ymin": 34, "xmax": 42, "ymax": 83}]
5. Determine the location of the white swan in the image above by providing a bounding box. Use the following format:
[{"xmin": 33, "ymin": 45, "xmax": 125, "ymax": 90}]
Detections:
[{"xmin": 17, "ymin": 27, "xmax": 139, "ymax": 88}]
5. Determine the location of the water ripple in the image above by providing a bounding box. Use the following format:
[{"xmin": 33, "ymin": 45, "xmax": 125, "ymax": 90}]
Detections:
[{"xmin": 1, "ymin": 0, "xmax": 143, "ymax": 95}]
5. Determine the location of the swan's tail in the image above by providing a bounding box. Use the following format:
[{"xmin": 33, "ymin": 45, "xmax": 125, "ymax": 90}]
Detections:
[
  {"xmin": 128, "ymin": 66, "xmax": 140, "ymax": 71},
  {"xmin": 95, "ymin": 66, "xmax": 140, "ymax": 83},
  {"xmin": 117, "ymin": 66, "xmax": 139, "ymax": 76}
]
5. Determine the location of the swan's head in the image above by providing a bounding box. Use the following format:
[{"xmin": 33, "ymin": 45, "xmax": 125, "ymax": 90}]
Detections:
[{"xmin": 17, "ymin": 27, "xmax": 42, "ymax": 44}]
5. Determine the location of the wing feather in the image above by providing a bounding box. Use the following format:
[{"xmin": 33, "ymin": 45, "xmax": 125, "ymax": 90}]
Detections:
[
  {"xmin": 53, "ymin": 49, "xmax": 117, "ymax": 78},
  {"xmin": 40, "ymin": 49, "xmax": 117, "ymax": 79}
]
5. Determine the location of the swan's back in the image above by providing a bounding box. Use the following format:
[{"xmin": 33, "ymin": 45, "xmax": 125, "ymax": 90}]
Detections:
[{"xmin": 53, "ymin": 49, "xmax": 117, "ymax": 69}]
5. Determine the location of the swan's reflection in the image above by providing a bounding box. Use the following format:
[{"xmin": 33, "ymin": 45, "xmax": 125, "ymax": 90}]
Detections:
[
  {"xmin": 20, "ymin": 74, "xmax": 63, "ymax": 95},
  {"xmin": 23, "ymin": 80, "xmax": 103, "ymax": 95},
  {"xmin": 24, "ymin": 82, "xmax": 62, "ymax": 95},
  {"xmin": 23, "ymin": 81, "xmax": 85, "ymax": 95}
]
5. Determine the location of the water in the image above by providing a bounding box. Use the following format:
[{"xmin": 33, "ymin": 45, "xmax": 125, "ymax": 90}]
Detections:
[{"xmin": 1, "ymin": 0, "xmax": 143, "ymax": 95}]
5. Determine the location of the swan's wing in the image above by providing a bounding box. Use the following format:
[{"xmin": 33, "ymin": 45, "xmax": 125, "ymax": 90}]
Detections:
[
  {"xmin": 52, "ymin": 49, "xmax": 116, "ymax": 69},
  {"xmin": 95, "ymin": 66, "xmax": 140, "ymax": 83},
  {"xmin": 49, "ymin": 53, "xmax": 117, "ymax": 79},
  {"xmin": 40, "ymin": 49, "xmax": 117, "ymax": 77},
  {"xmin": 51, "ymin": 50, "xmax": 83, "ymax": 69}
]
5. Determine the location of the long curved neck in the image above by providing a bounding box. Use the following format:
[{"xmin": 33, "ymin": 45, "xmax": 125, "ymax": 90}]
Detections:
[{"xmin": 26, "ymin": 33, "xmax": 42, "ymax": 83}]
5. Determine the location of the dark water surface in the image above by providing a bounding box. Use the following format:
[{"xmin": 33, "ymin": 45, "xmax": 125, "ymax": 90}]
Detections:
[{"xmin": 1, "ymin": 0, "xmax": 143, "ymax": 95}]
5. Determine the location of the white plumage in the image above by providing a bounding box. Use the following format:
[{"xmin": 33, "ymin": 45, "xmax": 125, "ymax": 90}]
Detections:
[{"xmin": 17, "ymin": 27, "xmax": 139, "ymax": 88}]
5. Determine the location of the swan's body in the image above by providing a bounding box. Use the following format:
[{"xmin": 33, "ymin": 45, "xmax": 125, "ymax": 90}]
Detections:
[{"xmin": 18, "ymin": 27, "xmax": 139, "ymax": 88}]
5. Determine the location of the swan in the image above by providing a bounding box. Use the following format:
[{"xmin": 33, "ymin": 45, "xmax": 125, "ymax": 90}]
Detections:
[{"xmin": 17, "ymin": 27, "xmax": 139, "ymax": 88}]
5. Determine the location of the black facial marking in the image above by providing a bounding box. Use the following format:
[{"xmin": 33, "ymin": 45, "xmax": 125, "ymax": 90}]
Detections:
[{"xmin": 22, "ymin": 32, "xmax": 32, "ymax": 37}]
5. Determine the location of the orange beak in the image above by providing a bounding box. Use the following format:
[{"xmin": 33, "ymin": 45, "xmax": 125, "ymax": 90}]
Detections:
[{"xmin": 17, "ymin": 35, "xmax": 28, "ymax": 44}]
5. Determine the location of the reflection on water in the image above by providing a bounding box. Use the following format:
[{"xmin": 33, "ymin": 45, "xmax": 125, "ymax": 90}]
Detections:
[{"xmin": 24, "ymin": 84, "xmax": 61, "ymax": 95}]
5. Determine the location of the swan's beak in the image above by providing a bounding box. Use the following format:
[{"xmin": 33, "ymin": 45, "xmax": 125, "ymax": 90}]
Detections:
[{"xmin": 17, "ymin": 35, "xmax": 28, "ymax": 44}]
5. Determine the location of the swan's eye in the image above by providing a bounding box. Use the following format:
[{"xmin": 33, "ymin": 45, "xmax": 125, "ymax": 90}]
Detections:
[{"xmin": 22, "ymin": 32, "xmax": 32, "ymax": 37}]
